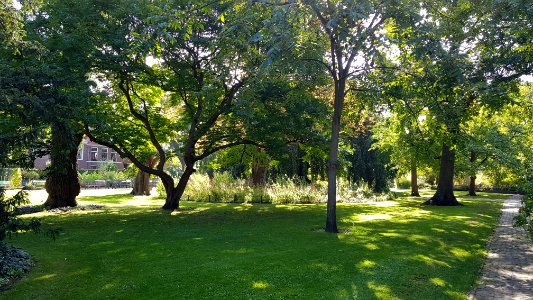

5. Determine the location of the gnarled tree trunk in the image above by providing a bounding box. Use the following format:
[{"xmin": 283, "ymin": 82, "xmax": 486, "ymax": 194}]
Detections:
[
  {"xmin": 424, "ymin": 144, "xmax": 461, "ymax": 206},
  {"xmin": 44, "ymin": 123, "xmax": 82, "ymax": 208},
  {"xmin": 131, "ymin": 156, "xmax": 157, "ymax": 196},
  {"xmin": 131, "ymin": 171, "xmax": 152, "ymax": 196},
  {"xmin": 162, "ymin": 165, "xmax": 195, "ymax": 210}
]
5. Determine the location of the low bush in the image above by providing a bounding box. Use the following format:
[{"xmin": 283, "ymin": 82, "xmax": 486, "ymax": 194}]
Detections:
[
  {"xmin": 514, "ymin": 187, "xmax": 533, "ymax": 241},
  {"xmin": 395, "ymin": 177, "xmax": 411, "ymax": 189},
  {"xmin": 0, "ymin": 189, "xmax": 41, "ymax": 289}
]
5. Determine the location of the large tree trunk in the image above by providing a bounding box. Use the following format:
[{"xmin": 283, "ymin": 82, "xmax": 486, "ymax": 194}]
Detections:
[
  {"xmin": 162, "ymin": 165, "xmax": 195, "ymax": 210},
  {"xmin": 251, "ymin": 163, "xmax": 268, "ymax": 186},
  {"xmin": 410, "ymin": 159, "xmax": 420, "ymax": 197},
  {"xmin": 44, "ymin": 124, "xmax": 82, "ymax": 208},
  {"xmin": 468, "ymin": 176, "xmax": 477, "ymax": 196},
  {"xmin": 326, "ymin": 80, "xmax": 346, "ymax": 233},
  {"xmin": 131, "ymin": 171, "xmax": 152, "ymax": 195},
  {"xmin": 424, "ymin": 144, "xmax": 461, "ymax": 206},
  {"xmin": 251, "ymin": 147, "xmax": 268, "ymax": 186},
  {"xmin": 131, "ymin": 156, "xmax": 157, "ymax": 196}
]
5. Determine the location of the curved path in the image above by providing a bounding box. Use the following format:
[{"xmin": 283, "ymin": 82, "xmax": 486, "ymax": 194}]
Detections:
[{"xmin": 469, "ymin": 195, "xmax": 533, "ymax": 300}]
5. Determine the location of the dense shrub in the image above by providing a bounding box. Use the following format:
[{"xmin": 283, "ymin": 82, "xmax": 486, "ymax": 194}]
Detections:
[
  {"xmin": 0, "ymin": 189, "xmax": 41, "ymax": 288},
  {"xmin": 395, "ymin": 177, "xmax": 411, "ymax": 189},
  {"xmin": 514, "ymin": 187, "xmax": 533, "ymax": 241},
  {"xmin": 10, "ymin": 169, "xmax": 22, "ymax": 189}
]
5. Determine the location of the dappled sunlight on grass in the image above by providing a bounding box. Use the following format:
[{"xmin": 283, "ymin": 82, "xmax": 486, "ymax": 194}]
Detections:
[
  {"xmin": 368, "ymin": 281, "xmax": 400, "ymax": 300},
  {"xmin": 450, "ymin": 247, "xmax": 472, "ymax": 260},
  {"xmin": 430, "ymin": 277, "xmax": 447, "ymax": 287},
  {"xmin": 170, "ymin": 207, "xmax": 209, "ymax": 215},
  {"xmin": 358, "ymin": 213, "xmax": 392, "ymax": 221},
  {"xmin": 2, "ymin": 190, "xmax": 505, "ymax": 299},
  {"xmin": 32, "ymin": 274, "xmax": 56, "ymax": 281},
  {"xmin": 223, "ymin": 248, "xmax": 255, "ymax": 255},
  {"xmin": 413, "ymin": 254, "xmax": 451, "ymax": 268},
  {"xmin": 356, "ymin": 259, "xmax": 377, "ymax": 270},
  {"xmin": 252, "ymin": 281, "xmax": 270, "ymax": 289}
]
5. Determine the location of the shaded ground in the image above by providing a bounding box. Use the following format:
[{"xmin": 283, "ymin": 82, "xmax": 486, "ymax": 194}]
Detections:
[{"xmin": 469, "ymin": 195, "xmax": 533, "ymax": 300}]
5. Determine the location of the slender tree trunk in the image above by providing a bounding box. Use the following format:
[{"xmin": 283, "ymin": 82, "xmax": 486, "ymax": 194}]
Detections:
[
  {"xmin": 410, "ymin": 159, "xmax": 420, "ymax": 197},
  {"xmin": 326, "ymin": 80, "xmax": 346, "ymax": 233},
  {"xmin": 468, "ymin": 151, "xmax": 477, "ymax": 196},
  {"xmin": 162, "ymin": 165, "xmax": 195, "ymax": 210},
  {"xmin": 468, "ymin": 176, "xmax": 477, "ymax": 196},
  {"xmin": 296, "ymin": 145, "xmax": 311, "ymax": 183},
  {"xmin": 424, "ymin": 144, "xmax": 461, "ymax": 206},
  {"xmin": 44, "ymin": 124, "xmax": 82, "ymax": 208}
]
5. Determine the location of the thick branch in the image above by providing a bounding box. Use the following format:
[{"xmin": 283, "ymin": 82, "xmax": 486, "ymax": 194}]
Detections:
[{"xmin": 117, "ymin": 80, "xmax": 167, "ymax": 171}]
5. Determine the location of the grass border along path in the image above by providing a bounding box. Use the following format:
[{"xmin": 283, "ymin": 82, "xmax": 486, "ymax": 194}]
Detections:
[{"xmin": 1, "ymin": 191, "xmax": 508, "ymax": 299}]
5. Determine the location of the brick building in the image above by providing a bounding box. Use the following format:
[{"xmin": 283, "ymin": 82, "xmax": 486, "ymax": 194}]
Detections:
[{"xmin": 34, "ymin": 137, "xmax": 129, "ymax": 171}]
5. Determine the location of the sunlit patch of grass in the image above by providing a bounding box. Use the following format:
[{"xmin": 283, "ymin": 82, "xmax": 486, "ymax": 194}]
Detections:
[
  {"xmin": 252, "ymin": 281, "xmax": 269, "ymax": 289},
  {"xmin": 430, "ymin": 277, "xmax": 447, "ymax": 287},
  {"xmin": 2, "ymin": 192, "xmax": 503, "ymax": 299},
  {"xmin": 356, "ymin": 260, "xmax": 377, "ymax": 269}
]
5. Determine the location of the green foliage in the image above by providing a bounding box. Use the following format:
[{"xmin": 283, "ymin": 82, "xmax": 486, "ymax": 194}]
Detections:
[
  {"xmin": 10, "ymin": 168, "xmax": 22, "ymax": 188},
  {"xmin": 0, "ymin": 189, "xmax": 41, "ymax": 243},
  {"xmin": 79, "ymin": 162, "xmax": 129, "ymax": 182},
  {"xmin": 396, "ymin": 177, "xmax": 411, "ymax": 189},
  {"xmin": 21, "ymin": 169, "xmax": 42, "ymax": 181},
  {"xmin": 514, "ymin": 190, "xmax": 533, "ymax": 241}
]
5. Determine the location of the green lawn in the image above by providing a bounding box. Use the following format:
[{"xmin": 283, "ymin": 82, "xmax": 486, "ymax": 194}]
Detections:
[{"xmin": 1, "ymin": 192, "xmax": 508, "ymax": 299}]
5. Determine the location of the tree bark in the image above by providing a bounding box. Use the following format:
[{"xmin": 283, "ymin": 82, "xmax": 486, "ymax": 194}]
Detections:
[
  {"xmin": 326, "ymin": 80, "xmax": 346, "ymax": 233},
  {"xmin": 410, "ymin": 159, "xmax": 420, "ymax": 197},
  {"xmin": 468, "ymin": 151, "xmax": 477, "ymax": 196},
  {"xmin": 296, "ymin": 145, "xmax": 311, "ymax": 183},
  {"xmin": 251, "ymin": 163, "xmax": 268, "ymax": 186},
  {"xmin": 131, "ymin": 171, "xmax": 152, "ymax": 196},
  {"xmin": 44, "ymin": 124, "xmax": 82, "ymax": 208},
  {"xmin": 424, "ymin": 144, "xmax": 461, "ymax": 206},
  {"xmin": 162, "ymin": 165, "xmax": 195, "ymax": 210},
  {"xmin": 468, "ymin": 175, "xmax": 477, "ymax": 196},
  {"xmin": 131, "ymin": 156, "xmax": 157, "ymax": 196}
]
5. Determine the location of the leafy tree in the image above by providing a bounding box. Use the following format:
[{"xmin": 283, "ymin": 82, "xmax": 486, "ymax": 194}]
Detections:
[
  {"xmin": 376, "ymin": 0, "xmax": 531, "ymax": 205},
  {"xmin": 285, "ymin": 0, "xmax": 418, "ymax": 232},
  {"xmin": 82, "ymin": 0, "xmax": 313, "ymax": 209}
]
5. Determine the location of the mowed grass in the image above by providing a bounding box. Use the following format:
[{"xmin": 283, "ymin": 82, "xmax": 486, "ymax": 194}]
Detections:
[{"xmin": 1, "ymin": 191, "xmax": 507, "ymax": 299}]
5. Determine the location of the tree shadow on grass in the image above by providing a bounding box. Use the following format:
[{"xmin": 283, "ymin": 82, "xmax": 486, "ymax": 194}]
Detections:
[{"xmin": 3, "ymin": 198, "xmax": 502, "ymax": 299}]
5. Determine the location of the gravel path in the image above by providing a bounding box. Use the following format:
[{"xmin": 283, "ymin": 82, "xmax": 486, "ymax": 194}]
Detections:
[{"xmin": 469, "ymin": 195, "xmax": 533, "ymax": 300}]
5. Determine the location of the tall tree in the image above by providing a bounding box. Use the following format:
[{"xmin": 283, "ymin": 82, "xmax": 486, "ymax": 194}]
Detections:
[
  {"xmin": 292, "ymin": 0, "xmax": 417, "ymax": 232},
  {"xmin": 83, "ymin": 0, "xmax": 322, "ymax": 210}
]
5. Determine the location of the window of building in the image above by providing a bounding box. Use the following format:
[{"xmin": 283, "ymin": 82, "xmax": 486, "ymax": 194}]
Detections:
[
  {"xmin": 77, "ymin": 145, "xmax": 84, "ymax": 160},
  {"xmin": 101, "ymin": 148, "xmax": 108, "ymax": 161},
  {"xmin": 110, "ymin": 151, "xmax": 117, "ymax": 162},
  {"xmin": 90, "ymin": 147, "xmax": 98, "ymax": 161}
]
